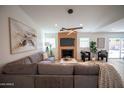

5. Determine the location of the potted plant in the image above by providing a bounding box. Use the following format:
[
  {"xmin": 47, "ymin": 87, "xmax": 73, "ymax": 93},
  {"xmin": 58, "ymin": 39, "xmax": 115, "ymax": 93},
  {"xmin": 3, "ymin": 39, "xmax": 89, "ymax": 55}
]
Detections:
[{"xmin": 90, "ymin": 41, "xmax": 97, "ymax": 61}]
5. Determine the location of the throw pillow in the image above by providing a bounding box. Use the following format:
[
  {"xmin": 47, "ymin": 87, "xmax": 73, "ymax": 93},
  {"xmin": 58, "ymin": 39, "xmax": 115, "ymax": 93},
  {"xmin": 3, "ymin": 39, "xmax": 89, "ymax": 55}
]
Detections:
[
  {"xmin": 43, "ymin": 52, "xmax": 48, "ymax": 60},
  {"xmin": 101, "ymin": 50, "xmax": 107, "ymax": 55}
]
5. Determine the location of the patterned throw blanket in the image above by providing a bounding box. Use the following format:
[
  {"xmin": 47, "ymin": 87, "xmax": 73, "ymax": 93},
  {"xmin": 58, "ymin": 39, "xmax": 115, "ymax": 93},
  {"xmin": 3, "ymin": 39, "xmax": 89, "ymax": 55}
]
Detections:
[{"xmin": 97, "ymin": 63, "xmax": 124, "ymax": 88}]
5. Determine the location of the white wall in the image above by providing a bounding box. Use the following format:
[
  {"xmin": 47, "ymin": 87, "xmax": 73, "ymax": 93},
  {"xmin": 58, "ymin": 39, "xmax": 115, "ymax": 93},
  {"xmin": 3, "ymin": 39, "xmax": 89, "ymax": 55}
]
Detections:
[
  {"xmin": 0, "ymin": 6, "xmax": 42, "ymax": 66},
  {"xmin": 44, "ymin": 32, "xmax": 124, "ymax": 60}
]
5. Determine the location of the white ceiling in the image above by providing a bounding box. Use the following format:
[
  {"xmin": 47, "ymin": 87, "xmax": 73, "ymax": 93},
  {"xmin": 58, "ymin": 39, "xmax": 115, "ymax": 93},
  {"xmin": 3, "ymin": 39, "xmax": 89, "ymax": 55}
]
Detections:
[{"xmin": 20, "ymin": 5, "xmax": 124, "ymax": 33}]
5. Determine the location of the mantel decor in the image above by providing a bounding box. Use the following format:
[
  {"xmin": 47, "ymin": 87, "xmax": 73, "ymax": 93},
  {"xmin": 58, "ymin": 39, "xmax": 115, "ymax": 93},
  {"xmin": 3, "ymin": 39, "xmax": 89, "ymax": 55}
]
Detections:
[{"xmin": 9, "ymin": 17, "xmax": 37, "ymax": 54}]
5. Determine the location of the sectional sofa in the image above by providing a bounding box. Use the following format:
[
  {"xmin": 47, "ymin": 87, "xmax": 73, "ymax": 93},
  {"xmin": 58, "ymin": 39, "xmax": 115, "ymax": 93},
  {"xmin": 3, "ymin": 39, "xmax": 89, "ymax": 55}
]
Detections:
[{"xmin": 0, "ymin": 52, "xmax": 99, "ymax": 88}]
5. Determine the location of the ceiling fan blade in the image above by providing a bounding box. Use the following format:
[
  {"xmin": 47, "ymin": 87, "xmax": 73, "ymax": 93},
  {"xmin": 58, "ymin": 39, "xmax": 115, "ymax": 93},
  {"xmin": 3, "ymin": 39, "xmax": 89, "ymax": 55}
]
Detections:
[
  {"xmin": 60, "ymin": 28, "xmax": 66, "ymax": 31},
  {"xmin": 60, "ymin": 27, "xmax": 83, "ymax": 31},
  {"xmin": 69, "ymin": 27, "xmax": 83, "ymax": 30},
  {"xmin": 60, "ymin": 26, "xmax": 83, "ymax": 32}
]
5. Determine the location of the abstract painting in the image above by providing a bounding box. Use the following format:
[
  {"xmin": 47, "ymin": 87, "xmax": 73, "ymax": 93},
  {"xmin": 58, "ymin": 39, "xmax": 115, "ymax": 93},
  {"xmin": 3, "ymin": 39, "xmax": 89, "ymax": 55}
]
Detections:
[
  {"xmin": 9, "ymin": 17, "xmax": 37, "ymax": 54},
  {"xmin": 97, "ymin": 38, "xmax": 105, "ymax": 49}
]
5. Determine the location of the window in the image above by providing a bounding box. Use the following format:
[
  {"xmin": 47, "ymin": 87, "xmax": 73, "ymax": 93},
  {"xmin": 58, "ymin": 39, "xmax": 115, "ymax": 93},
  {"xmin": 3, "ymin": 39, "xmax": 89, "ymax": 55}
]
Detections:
[
  {"xmin": 79, "ymin": 38, "xmax": 90, "ymax": 48},
  {"xmin": 45, "ymin": 38, "xmax": 56, "ymax": 48}
]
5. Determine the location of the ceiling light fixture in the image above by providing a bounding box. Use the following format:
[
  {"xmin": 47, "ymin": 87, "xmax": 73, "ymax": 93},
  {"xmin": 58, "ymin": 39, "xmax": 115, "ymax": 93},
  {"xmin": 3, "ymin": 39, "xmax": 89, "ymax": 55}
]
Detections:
[
  {"xmin": 80, "ymin": 24, "xmax": 83, "ymax": 26},
  {"xmin": 54, "ymin": 24, "xmax": 58, "ymax": 27},
  {"xmin": 67, "ymin": 9, "xmax": 73, "ymax": 14}
]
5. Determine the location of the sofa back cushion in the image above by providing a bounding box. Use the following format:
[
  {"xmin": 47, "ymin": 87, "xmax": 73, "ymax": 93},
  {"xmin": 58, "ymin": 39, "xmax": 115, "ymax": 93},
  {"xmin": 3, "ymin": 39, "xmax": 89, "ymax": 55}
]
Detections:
[
  {"xmin": 7, "ymin": 57, "xmax": 32, "ymax": 65},
  {"xmin": 2, "ymin": 63, "xmax": 37, "ymax": 75},
  {"xmin": 38, "ymin": 64, "xmax": 73, "ymax": 75},
  {"xmin": 74, "ymin": 64, "xmax": 99, "ymax": 75},
  {"xmin": 29, "ymin": 52, "xmax": 43, "ymax": 63}
]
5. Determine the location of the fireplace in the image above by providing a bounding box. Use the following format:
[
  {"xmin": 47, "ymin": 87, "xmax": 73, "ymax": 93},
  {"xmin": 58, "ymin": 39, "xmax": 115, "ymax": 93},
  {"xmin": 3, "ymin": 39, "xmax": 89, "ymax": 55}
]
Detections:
[
  {"xmin": 58, "ymin": 31, "xmax": 77, "ymax": 59},
  {"xmin": 61, "ymin": 49, "xmax": 74, "ymax": 58}
]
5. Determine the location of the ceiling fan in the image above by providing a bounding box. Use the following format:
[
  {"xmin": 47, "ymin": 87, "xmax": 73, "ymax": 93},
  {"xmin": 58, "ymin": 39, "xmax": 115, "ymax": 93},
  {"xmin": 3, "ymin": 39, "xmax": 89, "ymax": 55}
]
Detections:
[
  {"xmin": 60, "ymin": 27, "xmax": 83, "ymax": 31},
  {"xmin": 60, "ymin": 27, "xmax": 83, "ymax": 35}
]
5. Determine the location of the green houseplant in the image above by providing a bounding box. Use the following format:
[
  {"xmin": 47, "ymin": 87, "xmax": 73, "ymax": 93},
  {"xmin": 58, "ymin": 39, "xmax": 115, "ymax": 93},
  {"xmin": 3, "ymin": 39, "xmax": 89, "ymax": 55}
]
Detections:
[{"xmin": 90, "ymin": 41, "xmax": 97, "ymax": 59}]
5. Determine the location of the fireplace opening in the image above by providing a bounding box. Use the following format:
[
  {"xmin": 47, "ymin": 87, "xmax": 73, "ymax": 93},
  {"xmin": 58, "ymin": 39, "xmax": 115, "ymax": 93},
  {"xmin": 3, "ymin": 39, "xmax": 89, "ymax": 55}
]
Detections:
[{"xmin": 61, "ymin": 49, "xmax": 73, "ymax": 58}]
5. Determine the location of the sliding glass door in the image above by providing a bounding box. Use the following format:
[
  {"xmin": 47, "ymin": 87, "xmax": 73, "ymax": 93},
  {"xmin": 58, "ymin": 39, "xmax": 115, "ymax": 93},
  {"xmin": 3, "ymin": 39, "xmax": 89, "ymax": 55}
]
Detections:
[
  {"xmin": 109, "ymin": 38, "xmax": 124, "ymax": 58},
  {"xmin": 109, "ymin": 38, "xmax": 120, "ymax": 58},
  {"xmin": 121, "ymin": 38, "xmax": 124, "ymax": 58}
]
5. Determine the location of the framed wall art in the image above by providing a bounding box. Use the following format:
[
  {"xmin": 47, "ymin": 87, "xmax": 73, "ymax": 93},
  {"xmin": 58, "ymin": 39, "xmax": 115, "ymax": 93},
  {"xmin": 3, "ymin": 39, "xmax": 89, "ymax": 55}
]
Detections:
[
  {"xmin": 9, "ymin": 17, "xmax": 37, "ymax": 54},
  {"xmin": 97, "ymin": 37, "xmax": 105, "ymax": 49}
]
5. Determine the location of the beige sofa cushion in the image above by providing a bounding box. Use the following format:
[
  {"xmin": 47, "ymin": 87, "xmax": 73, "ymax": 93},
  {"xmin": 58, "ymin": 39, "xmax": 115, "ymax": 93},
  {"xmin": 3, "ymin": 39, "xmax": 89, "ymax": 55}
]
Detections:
[
  {"xmin": 0, "ymin": 75, "xmax": 34, "ymax": 88},
  {"xmin": 74, "ymin": 75, "xmax": 98, "ymax": 88},
  {"xmin": 2, "ymin": 64, "xmax": 37, "ymax": 75},
  {"xmin": 35, "ymin": 75, "xmax": 73, "ymax": 88},
  {"xmin": 38, "ymin": 61, "xmax": 53, "ymax": 64},
  {"xmin": 29, "ymin": 52, "xmax": 43, "ymax": 63},
  {"xmin": 74, "ymin": 64, "xmax": 99, "ymax": 75},
  {"xmin": 38, "ymin": 64, "xmax": 73, "ymax": 75},
  {"xmin": 7, "ymin": 57, "xmax": 32, "ymax": 65}
]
